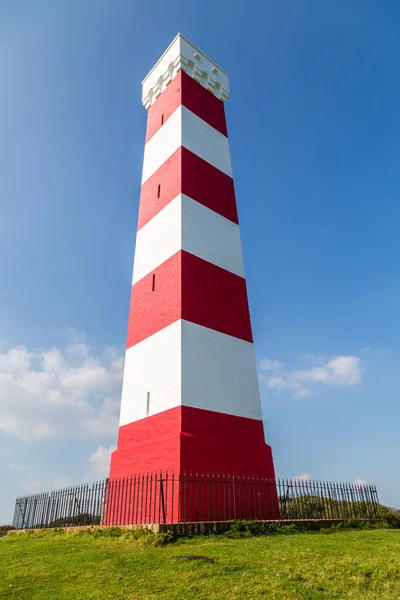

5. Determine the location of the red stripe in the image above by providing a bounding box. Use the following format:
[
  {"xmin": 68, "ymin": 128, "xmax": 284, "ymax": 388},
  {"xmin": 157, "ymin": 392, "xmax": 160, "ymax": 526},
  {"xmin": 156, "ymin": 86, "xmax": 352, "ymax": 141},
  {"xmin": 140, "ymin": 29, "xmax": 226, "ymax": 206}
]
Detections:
[
  {"xmin": 145, "ymin": 70, "xmax": 228, "ymax": 143},
  {"xmin": 126, "ymin": 251, "xmax": 252, "ymax": 348},
  {"xmin": 126, "ymin": 252, "xmax": 182, "ymax": 349},
  {"xmin": 181, "ymin": 147, "xmax": 238, "ymax": 223},
  {"xmin": 145, "ymin": 74, "xmax": 181, "ymax": 143},
  {"xmin": 181, "ymin": 251, "xmax": 252, "ymax": 343},
  {"xmin": 138, "ymin": 147, "xmax": 238, "ymax": 230},
  {"xmin": 180, "ymin": 406, "xmax": 276, "ymax": 478},
  {"xmin": 180, "ymin": 70, "xmax": 228, "ymax": 136},
  {"xmin": 109, "ymin": 405, "xmax": 276, "ymax": 479},
  {"xmin": 138, "ymin": 148, "xmax": 182, "ymax": 230},
  {"xmin": 110, "ymin": 407, "xmax": 182, "ymax": 477}
]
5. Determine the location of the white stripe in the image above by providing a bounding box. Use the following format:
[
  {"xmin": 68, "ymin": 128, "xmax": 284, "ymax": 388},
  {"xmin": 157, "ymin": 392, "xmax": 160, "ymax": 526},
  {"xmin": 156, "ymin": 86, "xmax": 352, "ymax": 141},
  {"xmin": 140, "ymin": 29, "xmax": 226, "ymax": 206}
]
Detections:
[
  {"xmin": 119, "ymin": 321, "xmax": 181, "ymax": 426},
  {"xmin": 141, "ymin": 108, "xmax": 181, "ymax": 184},
  {"xmin": 181, "ymin": 194, "xmax": 244, "ymax": 276},
  {"xmin": 132, "ymin": 196, "xmax": 181, "ymax": 284},
  {"xmin": 141, "ymin": 106, "xmax": 232, "ymax": 184},
  {"xmin": 119, "ymin": 320, "xmax": 262, "ymax": 427},
  {"xmin": 181, "ymin": 106, "xmax": 232, "ymax": 177},
  {"xmin": 181, "ymin": 320, "xmax": 262, "ymax": 420},
  {"xmin": 132, "ymin": 194, "xmax": 245, "ymax": 284}
]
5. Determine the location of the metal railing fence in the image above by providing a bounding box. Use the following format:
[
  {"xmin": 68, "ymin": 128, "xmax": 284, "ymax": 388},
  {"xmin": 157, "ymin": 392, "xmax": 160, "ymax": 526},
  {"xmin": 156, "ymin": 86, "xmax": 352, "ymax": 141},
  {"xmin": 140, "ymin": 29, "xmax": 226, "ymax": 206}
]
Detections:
[{"xmin": 12, "ymin": 473, "xmax": 380, "ymax": 529}]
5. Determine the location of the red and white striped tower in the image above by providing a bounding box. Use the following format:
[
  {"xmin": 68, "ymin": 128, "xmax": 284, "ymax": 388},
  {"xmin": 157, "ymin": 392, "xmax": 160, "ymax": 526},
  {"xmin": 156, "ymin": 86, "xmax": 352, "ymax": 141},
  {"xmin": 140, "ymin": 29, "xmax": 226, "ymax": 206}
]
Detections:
[{"xmin": 109, "ymin": 34, "xmax": 277, "ymax": 483}]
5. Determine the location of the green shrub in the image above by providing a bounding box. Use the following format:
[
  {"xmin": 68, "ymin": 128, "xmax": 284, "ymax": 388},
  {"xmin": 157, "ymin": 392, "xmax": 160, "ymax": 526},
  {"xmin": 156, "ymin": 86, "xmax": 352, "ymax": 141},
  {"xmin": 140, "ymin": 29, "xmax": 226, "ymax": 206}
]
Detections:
[
  {"xmin": 0, "ymin": 526, "xmax": 13, "ymax": 538},
  {"xmin": 227, "ymin": 519, "xmax": 390, "ymax": 538},
  {"xmin": 378, "ymin": 506, "xmax": 400, "ymax": 528},
  {"xmin": 48, "ymin": 513, "xmax": 101, "ymax": 527},
  {"xmin": 278, "ymin": 495, "xmax": 381, "ymax": 520},
  {"xmin": 228, "ymin": 521, "xmax": 308, "ymax": 537}
]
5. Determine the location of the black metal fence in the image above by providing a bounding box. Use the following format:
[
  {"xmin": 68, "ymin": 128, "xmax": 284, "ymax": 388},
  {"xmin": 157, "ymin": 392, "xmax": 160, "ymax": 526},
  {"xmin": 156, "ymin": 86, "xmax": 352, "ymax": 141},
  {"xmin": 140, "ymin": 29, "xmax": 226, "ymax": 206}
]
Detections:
[{"xmin": 12, "ymin": 473, "xmax": 380, "ymax": 530}]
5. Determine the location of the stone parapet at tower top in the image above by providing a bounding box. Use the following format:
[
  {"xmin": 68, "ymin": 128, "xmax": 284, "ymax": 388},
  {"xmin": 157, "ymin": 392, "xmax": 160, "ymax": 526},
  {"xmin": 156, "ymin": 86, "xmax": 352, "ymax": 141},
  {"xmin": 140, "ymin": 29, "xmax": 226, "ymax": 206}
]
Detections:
[{"xmin": 141, "ymin": 33, "xmax": 229, "ymax": 108}]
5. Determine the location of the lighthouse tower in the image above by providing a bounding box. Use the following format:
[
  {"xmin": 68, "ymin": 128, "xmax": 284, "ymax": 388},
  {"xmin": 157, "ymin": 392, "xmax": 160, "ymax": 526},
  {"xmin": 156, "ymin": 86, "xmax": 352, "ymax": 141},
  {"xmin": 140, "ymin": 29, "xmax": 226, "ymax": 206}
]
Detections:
[{"xmin": 109, "ymin": 34, "xmax": 276, "ymax": 482}]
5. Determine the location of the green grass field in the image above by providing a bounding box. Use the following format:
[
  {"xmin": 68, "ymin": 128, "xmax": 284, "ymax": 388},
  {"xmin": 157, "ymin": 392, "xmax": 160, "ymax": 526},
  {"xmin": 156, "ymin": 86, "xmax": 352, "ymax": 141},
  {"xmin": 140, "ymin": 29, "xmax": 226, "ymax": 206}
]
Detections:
[{"xmin": 1, "ymin": 528, "xmax": 400, "ymax": 599}]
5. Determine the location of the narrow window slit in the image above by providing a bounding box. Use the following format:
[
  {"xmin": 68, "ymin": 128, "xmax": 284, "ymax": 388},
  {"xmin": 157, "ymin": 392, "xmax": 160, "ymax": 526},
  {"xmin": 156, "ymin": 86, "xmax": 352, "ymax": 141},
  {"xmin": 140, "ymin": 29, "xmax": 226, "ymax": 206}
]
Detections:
[
  {"xmin": 146, "ymin": 392, "xmax": 150, "ymax": 417},
  {"xmin": 161, "ymin": 114, "xmax": 164, "ymax": 125},
  {"xmin": 152, "ymin": 274, "xmax": 156, "ymax": 291},
  {"xmin": 157, "ymin": 184, "xmax": 161, "ymax": 198}
]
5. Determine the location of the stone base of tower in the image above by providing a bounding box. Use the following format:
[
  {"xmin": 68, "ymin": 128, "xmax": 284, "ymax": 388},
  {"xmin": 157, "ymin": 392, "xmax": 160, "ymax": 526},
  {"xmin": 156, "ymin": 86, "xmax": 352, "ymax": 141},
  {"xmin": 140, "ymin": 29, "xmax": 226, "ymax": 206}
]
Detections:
[{"xmin": 107, "ymin": 406, "xmax": 279, "ymax": 523}]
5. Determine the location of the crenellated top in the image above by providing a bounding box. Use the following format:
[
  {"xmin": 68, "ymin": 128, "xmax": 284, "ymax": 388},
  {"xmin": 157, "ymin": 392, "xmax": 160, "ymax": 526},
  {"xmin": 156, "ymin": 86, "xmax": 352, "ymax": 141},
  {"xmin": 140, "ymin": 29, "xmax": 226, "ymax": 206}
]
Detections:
[{"xmin": 142, "ymin": 33, "xmax": 229, "ymax": 109}]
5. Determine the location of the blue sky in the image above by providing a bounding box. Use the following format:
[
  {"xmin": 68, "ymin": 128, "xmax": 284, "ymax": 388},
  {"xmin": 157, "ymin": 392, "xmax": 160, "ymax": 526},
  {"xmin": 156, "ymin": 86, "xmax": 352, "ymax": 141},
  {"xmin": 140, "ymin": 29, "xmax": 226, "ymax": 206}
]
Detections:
[{"xmin": 1, "ymin": 0, "xmax": 400, "ymax": 524}]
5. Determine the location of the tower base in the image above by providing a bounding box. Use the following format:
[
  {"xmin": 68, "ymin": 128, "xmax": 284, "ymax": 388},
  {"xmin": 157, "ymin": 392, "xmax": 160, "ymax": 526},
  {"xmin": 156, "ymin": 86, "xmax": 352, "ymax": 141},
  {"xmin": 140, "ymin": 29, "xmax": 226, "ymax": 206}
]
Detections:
[
  {"xmin": 107, "ymin": 406, "xmax": 279, "ymax": 523},
  {"xmin": 110, "ymin": 405, "xmax": 276, "ymax": 478}
]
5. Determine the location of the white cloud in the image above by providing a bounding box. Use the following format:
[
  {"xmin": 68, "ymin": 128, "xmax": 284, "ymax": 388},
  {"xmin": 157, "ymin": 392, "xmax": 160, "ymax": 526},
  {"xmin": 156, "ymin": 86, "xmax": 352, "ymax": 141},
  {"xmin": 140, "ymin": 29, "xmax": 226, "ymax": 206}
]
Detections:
[
  {"xmin": 66, "ymin": 343, "xmax": 90, "ymax": 357},
  {"xmin": 294, "ymin": 356, "xmax": 363, "ymax": 386},
  {"xmin": 260, "ymin": 358, "xmax": 283, "ymax": 371},
  {"xmin": 267, "ymin": 375, "xmax": 287, "ymax": 389},
  {"xmin": 291, "ymin": 473, "xmax": 312, "ymax": 482},
  {"xmin": 22, "ymin": 476, "xmax": 72, "ymax": 494},
  {"xmin": 66, "ymin": 328, "xmax": 86, "ymax": 343},
  {"xmin": 14, "ymin": 446, "xmax": 115, "ymax": 496},
  {"xmin": 260, "ymin": 354, "xmax": 363, "ymax": 398},
  {"xmin": 293, "ymin": 389, "xmax": 311, "ymax": 399},
  {"xmin": 0, "ymin": 346, "xmax": 33, "ymax": 374},
  {"xmin": 84, "ymin": 445, "xmax": 116, "ymax": 481},
  {"xmin": 0, "ymin": 337, "xmax": 124, "ymax": 441},
  {"xmin": 353, "ymin": 478, "xmax": 368, "ymax": 486},
  {"xmin": 360, "ymin": 346, "xmax": 371, "ymax": 353},
  {"xmin": 22, "ymin": 480, "xmax": 44, "ymax": 494},
  {"xmin": 301, "ymin": 354, "xmax": 325, "ymax": 363}
]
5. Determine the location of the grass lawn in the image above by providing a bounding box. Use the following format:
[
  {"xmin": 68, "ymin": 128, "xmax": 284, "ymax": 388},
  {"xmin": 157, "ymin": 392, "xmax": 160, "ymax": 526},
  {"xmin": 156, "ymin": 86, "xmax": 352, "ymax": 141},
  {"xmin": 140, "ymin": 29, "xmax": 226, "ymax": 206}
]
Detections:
[{"xmin": 1, "ymin": 528, "xmax": 400, "ymax": 599}]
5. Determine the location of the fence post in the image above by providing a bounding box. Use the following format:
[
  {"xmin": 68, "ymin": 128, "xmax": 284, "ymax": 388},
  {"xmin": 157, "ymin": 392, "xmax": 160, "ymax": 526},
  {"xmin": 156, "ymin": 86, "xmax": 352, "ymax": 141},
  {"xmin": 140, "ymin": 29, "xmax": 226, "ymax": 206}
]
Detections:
[
  {"xmin": 20, "ymin": 499, "xmax": 27, "ymax": 529},
  {"xmin": 160, "ymin": 475, "xmax": 166, "ymax": 524}
]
